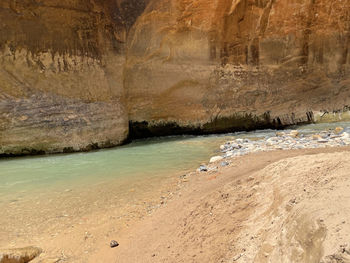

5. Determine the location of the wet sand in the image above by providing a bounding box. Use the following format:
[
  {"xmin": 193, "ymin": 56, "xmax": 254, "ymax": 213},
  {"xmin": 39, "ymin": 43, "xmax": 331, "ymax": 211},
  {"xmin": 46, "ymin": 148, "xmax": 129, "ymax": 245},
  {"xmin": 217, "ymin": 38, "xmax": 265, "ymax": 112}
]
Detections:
[{"xmin": 0, "ymin": 168, "xmax": 186, "ymax": 262}]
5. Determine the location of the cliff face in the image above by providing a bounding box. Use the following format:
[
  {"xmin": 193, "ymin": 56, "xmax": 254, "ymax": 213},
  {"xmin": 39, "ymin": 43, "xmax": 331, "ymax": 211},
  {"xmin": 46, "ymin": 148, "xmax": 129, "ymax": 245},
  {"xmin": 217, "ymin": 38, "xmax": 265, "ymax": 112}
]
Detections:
[
  {"xmin": 0, "ymin": 0, "xmax": 349, "ymax": 155},
  {"xmin": 126, "ymin": 0, "xmax": 350, "ymax": 136},
  {"xmin": 0, "ymin": 0, "xmax": 148, "ymax": 155}
]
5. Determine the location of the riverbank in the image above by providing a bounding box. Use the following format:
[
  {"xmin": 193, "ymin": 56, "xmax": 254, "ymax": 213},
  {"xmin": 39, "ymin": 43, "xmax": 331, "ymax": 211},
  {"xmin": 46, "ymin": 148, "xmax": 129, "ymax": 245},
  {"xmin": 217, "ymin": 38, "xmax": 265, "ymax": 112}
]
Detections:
[
  {"xmin": 114, "ymin": 146, "xmax": 350, "ymax": 263},
  {"xmin": 2, "ymin": 127, "xmax": 350, "ymax": 262}
]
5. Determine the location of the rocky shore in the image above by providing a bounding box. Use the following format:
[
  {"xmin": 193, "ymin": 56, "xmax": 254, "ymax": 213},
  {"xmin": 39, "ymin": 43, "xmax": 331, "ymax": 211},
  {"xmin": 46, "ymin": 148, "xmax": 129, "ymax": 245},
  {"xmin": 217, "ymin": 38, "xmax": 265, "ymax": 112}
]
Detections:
[
  {"xmin": 200, "ymin": 127, "xmax": 350, "ymax": 172},
  {"xmin": 2, "ymin": 126, "xmax": 350, "ymax": 263},
  {"xmin": 116, "ymin": 145, "xmax": 350, "ymax": 263}
]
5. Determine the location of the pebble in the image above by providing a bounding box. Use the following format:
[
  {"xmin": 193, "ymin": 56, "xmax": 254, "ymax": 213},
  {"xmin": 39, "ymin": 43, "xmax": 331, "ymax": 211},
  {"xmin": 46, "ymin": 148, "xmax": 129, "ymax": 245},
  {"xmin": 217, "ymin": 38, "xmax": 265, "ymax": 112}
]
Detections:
[
  {"xmin": 289, "ymin": 130, "xmax": 299, "ymax": 138},
  {"xmin": 335, "ymin": 127, "xmax": 344, "ymax": 134},
  {"xmin": 199, "ymin": 165, "xmax": 208, "ymax": 172},
  {"xmin": 220, "ymin": 161, "xmax": 229, "ymax": 167},
  {"xmin": 110, "ymin": 240, "xmax": 119, "ymax": 248}
]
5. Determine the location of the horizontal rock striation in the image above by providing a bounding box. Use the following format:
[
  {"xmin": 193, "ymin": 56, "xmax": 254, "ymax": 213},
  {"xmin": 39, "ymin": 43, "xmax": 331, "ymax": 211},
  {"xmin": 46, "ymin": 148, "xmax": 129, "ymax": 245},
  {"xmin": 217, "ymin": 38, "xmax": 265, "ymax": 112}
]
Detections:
[
  {"xmin": 126, "ymin": 0, "xmax": 350, "ymax": 136},
  {"xmin": 0, "ymin": 0, "xmax": 148, "ymax": 155},
  {"xmin": 0, "ymin": 0, "xmax": 350, "ymax": 154}
]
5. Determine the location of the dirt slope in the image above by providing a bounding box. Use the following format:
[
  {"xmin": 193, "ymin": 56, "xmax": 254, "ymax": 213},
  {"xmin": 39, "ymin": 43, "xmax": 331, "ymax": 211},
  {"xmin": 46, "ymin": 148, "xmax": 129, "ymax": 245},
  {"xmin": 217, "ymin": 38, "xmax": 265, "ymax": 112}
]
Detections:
[{"xmin": 115, "ymin": 147, "xmax": 350, "ymax": 263}]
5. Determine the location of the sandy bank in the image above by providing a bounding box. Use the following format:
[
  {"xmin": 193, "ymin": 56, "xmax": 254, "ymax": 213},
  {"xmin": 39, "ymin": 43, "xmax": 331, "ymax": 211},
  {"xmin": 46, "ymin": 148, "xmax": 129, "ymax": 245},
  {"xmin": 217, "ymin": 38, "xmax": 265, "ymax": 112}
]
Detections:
[{"xmin": 113, "ymin": 147, "xmax": 350, "ymax": 263}]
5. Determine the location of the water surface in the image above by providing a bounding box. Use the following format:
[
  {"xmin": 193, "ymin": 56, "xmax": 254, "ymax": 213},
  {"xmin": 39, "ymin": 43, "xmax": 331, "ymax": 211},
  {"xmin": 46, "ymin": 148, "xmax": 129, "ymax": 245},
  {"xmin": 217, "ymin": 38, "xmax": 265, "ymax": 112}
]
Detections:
[
  {"xmin": 1, "ymin": 121, "xmax": 349, "ymax": 246},
  {"xmin": 1, "ymin": 121, "xmax": 349, "ymax": 198}
]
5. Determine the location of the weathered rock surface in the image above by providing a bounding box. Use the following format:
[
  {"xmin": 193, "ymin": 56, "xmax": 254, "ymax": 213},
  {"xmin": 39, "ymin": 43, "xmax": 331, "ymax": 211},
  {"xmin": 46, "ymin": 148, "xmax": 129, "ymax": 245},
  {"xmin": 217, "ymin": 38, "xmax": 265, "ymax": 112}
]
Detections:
[
  {"xmin": 0, "ymin": 246, "xmax": 42, "ymax": 263},
  {"xmin": 126, "ymin": 0, "xmax": 350, "ymax": 136},
  {"xmin": 0, "ymin": 0, "xmax": 148, "ymax": 155},
  {"xmin": 0, "ymin": 0, "xmax": 350, "ymax": 154}
]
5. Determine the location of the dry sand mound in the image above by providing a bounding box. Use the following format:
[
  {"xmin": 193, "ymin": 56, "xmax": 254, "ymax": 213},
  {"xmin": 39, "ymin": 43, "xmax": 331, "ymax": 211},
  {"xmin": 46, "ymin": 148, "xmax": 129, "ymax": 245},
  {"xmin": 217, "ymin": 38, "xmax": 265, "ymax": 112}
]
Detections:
[{"xmin": 116, "ymin": 149, "xmax": 350, "ymax": 263}]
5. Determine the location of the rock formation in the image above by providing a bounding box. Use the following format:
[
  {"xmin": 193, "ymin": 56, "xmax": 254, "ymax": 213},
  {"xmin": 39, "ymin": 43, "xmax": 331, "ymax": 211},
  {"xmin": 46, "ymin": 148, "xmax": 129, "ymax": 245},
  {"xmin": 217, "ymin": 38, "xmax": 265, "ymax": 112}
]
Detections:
[
  {"xmin": 0, "ymin": 0, "xmax": 349, "ymax": 155},
  {"xmin": 0, "ymin": 0, "xmax": 147, "ymax": 155},
  {"xmin": 126, "ymin": 0, "xmax": 350, "ymax": 137},
  {"xmin": 0, "ymin": 246, "xmax": 42, "ymax": 263}
]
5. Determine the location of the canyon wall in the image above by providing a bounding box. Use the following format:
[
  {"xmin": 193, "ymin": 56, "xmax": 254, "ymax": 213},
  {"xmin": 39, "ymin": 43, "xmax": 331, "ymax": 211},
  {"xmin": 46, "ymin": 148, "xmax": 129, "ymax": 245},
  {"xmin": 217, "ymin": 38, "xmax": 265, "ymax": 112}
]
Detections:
[
  {"xmin": 0, "ymin": 0, "xmax": 349, "ymax": 154},
  {"xmin": 0, "ymin": 0, "xmax": 148, "ymax": 155},
  {"xmin": 126, "ymin": 0, "xmax": 350, "ymax": 137}
]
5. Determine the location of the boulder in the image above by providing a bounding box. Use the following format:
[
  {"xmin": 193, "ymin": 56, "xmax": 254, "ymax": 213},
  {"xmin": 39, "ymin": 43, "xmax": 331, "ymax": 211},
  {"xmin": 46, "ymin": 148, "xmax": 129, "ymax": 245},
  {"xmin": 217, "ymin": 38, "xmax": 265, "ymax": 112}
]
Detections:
[{"xmin": 0, "ymin": 246, "xmax": 42, "ymax": 263}]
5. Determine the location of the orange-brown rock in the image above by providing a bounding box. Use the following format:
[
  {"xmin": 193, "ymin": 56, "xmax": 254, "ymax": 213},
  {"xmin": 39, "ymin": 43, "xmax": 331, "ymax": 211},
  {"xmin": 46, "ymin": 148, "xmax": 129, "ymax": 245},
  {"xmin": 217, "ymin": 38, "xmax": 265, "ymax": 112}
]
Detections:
[
  {"xmin": 126, "ymin": 0, "xmax": 350, "ymax": 136},
  {"xmin": 0, "ymin": 0, "xmax": 350, "ymax": 154},
  {"xmin": 0, "ymin": 0, "xmax": 148, "ymax": 155}
]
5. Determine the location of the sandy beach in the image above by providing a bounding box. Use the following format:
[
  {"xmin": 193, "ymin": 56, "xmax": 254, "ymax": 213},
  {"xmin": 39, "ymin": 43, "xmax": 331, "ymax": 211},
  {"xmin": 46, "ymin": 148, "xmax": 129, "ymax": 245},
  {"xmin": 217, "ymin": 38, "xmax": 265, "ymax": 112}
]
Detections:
[
  {"xmin": 112, "ymin": 147, "xmax": 350, "ymax": 263},
  {"xmin": 16, "ymin": 145, "xmax": 349, "ymax": 262}
]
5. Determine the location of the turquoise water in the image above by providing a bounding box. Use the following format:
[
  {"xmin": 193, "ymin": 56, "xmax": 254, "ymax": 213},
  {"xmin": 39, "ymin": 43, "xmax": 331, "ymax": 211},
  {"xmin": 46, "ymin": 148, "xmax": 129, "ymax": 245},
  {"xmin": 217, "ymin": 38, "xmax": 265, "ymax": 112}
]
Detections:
[
  {"xmin": 0, "ymin": 135, "xmax": 233, "ymax": 198},
  {"xmin": 1, "ymin": 121, "xmax": 349, "ymax": 199},
  {"xmin": 1, "ymin": 122, "xmax": 350, "ymax": 247}
]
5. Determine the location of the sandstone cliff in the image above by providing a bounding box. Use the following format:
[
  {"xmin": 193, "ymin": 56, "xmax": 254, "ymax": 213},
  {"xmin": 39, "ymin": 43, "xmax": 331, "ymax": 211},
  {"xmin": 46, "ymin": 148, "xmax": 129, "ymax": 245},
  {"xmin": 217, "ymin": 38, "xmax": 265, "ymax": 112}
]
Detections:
[
  {"xmin": 0, "ymin": 0, "xmax": 349, "ymax": 155},
  {"xmin": 126, "ymin": 0, "xmax": 350, "ymax": 137},
  {"xmin": 0, "ymin": 0, "xmax": 148, "ymax": 155}
]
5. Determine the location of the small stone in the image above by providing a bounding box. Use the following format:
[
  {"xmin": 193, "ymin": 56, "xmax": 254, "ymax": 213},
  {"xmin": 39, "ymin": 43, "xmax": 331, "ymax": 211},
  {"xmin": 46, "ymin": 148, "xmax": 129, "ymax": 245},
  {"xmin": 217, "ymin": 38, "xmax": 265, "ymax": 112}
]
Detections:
[
  {"xmin": 312, "ymin": 134, "xmax": 322, "ymax": 140},
  {"xmin": 231, "ymin": 143, "xmax": 240, "ymax": 149},
  {"xmin": 341, "ymin": 132, "xmax": 350, "ymax": 139},
  {"xmin": 209, "ymin": 156, "xmax": 223, "ymax": 163},
  {"xmin": 317, "ymin": 139, "xmax": 329, "ymax": 143},
  {"xmin": 232, "ymin": 253, "xmax": 243, "ymax": 261},
  {"xmin": 110, "ymin": 240, "xmax": 119, "ymax": 248},
  {"xmin": 289, "ymin": 130, "xmax": 299, "ymax": 138},
  {"xmin": 220, "ymin": 161, "xmax": 229, "ymax": 167},
  {"xmin": 276, "ymin": 131, "xmax": 286, "ymax": 137},
  {"xmin": 334, "ymin": 127, "xmax": 344, "ymax": 134},
  {"xmin": 225, "ymin": 151, "xmax": 233, "ymax": 158},
  {"xmin": 199, "ymin": 165, "xmax": 208, "ymax": 172}
]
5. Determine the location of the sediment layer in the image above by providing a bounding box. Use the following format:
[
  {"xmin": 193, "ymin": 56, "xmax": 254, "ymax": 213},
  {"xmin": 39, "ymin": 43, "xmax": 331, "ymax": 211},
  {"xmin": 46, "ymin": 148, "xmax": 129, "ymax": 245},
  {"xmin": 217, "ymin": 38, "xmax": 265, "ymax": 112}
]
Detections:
[{"xmin": 0, "ymin": 0, "xmax": 349, "ymax": 155}]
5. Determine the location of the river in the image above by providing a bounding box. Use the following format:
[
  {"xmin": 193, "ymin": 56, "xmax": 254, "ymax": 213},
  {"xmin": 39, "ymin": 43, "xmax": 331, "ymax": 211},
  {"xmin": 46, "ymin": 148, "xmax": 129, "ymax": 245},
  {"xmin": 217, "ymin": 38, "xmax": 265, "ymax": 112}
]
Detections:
[{"xmin": 0, "ymin": 121, "xmax": 348, "ymax": 249}]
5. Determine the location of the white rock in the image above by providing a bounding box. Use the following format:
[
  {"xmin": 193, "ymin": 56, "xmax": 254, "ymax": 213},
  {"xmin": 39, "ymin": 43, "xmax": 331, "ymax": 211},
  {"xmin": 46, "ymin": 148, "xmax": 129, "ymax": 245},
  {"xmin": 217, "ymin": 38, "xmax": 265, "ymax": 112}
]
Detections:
[
  {"xmin": 231, "ymin": 143, "xmax": 240, "ymax": 149},
  {"xmin": 289, "ymin": 130, "xmax": 299, "ymax": 137},
  {"xmin": 341, "ymin": 132, "xmax": 350, "ymax": 139},
  {"xmin": 209, "ymin": 156, "xmax": 224, "ymax": 163},
  {"xmin": 317, "ymin": 139, "xmax": 329, "ymax": 143},
  {"xmin": 225, "ymin": 151, "xmax": 233, "ymax": 157}
]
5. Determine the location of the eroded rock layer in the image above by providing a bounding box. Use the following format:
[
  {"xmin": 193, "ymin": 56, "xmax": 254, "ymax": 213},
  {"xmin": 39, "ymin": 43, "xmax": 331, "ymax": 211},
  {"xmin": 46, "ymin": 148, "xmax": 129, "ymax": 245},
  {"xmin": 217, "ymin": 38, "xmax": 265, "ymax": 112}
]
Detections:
[
  {"xmin": 0, "ymin": 0, "xmax": 350, "ymax": 154},
  {"xmin": 126, "ymin": 0, "xmax": 350, "ymax": 136},
  {"xmin": 0, "ymin": 0, "xmax": 148, "ymax": 155}
]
